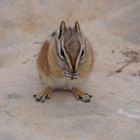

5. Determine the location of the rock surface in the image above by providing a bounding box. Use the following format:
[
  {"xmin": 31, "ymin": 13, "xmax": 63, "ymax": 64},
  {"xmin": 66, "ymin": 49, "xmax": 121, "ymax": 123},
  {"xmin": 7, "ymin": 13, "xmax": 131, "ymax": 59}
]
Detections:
[{"xmin": 0, "ymin": 0, "xmax": 140, "ymax": 140}]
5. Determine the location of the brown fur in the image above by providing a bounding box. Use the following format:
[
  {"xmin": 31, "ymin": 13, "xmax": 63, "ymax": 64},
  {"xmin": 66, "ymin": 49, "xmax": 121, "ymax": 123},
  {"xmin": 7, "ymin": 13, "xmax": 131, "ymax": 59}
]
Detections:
[
  {"xmin": 79, "ymin": 38, "xmax": 94, "ymax": 78},
  {"xmin": 37, "ymin": 41, "xmax": 50, "ymax": 76},
  {"xmin": 37, "ymin": 39, "xmax": 64, "ymax": 78}
]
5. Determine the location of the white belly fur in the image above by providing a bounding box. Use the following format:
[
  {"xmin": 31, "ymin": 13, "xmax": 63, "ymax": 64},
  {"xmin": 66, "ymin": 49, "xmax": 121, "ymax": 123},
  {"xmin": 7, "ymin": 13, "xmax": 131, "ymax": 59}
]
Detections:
[{"xmin": 39, "ymin": 71, "xmax": 85, "ymax": 90}]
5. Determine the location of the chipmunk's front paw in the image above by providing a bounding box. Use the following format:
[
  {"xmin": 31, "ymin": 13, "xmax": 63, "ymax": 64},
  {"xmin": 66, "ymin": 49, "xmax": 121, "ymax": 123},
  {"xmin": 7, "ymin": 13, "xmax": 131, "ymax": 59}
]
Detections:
[
  {"xmin": 33, "ymin": 88, "xmax": 52, "ymax": 103},
  {"xmin": 72, "ymin": 88, "xmax": 92, "ymax": 103}
]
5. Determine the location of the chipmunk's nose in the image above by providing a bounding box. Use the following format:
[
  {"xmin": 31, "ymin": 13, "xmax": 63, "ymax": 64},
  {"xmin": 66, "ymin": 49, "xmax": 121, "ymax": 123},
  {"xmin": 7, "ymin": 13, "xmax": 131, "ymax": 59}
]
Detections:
[{"xmin": 72, "ymin": 65, "xmax": 75, "ymax": 71}]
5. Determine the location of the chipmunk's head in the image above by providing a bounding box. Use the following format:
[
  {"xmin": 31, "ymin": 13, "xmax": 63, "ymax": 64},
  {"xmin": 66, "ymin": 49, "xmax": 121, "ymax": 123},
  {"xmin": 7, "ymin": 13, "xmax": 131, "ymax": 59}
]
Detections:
[{"xmin": 55, "ymin": 21, "xmax": 87, "ymax": 80}]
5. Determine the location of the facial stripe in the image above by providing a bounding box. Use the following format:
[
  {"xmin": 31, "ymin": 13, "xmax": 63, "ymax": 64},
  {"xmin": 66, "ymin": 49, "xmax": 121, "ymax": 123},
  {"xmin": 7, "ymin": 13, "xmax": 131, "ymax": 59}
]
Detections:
[
  {"xmin": 75, "ymin": 37, "xmax": 85, "ymax": 69},
  {"xmin": 57, "ymin": 38, "xmax": 73, "ymax": 70},
  {"xmin": 64, "ymin": 51, "xmax": 73, "ymax": 70}
]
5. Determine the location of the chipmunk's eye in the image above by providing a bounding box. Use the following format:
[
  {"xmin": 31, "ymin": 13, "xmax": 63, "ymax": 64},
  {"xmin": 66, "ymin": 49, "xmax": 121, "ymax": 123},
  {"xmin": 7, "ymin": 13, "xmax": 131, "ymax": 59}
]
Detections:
[
  {"xmin": 80, "ymin": 49, "xmax": 86, "ymax": 63},
  {"xmin": 60, "ymin": 48, "xmax": 65, "ymax": 58},
  {"xmin": 80, "ymin": 49, "xmax": 85, "ymax": 59}
]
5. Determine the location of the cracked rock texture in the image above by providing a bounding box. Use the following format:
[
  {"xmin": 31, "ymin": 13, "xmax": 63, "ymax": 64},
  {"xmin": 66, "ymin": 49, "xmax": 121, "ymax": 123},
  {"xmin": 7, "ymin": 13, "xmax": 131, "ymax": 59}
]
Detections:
[{"xmin": 0, "ymin": 0, "xmax": 140, "ymax": 140}]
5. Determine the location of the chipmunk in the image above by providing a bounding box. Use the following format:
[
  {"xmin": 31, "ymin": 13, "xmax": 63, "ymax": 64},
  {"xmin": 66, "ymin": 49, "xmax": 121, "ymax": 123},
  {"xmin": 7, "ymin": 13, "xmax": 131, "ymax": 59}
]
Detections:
[{"xmin": 33, "ymin": 21, "xmax": 94, "ymax": 103}]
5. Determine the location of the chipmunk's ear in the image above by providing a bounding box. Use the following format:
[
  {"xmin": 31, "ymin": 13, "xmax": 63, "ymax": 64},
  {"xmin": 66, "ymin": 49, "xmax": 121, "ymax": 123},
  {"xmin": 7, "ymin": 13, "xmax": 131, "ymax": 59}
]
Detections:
[
  {"xmin": 58, "ymin": 21, "xmax": 66, "ymax": 39},
  {"xmin": 74, "ymin": 21, "xmax": 80, "ymax": 32}
]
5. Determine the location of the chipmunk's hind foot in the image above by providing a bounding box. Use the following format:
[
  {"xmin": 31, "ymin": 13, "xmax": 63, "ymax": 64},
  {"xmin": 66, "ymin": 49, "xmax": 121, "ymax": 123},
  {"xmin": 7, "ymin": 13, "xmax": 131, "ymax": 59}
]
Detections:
[
  {"xmin": 33, "ymin": 88, "xmax": 52, "ymax": 103},
  {"xmin": 72, "ymin": 88, "xmax": 92, "ymax": 103}
]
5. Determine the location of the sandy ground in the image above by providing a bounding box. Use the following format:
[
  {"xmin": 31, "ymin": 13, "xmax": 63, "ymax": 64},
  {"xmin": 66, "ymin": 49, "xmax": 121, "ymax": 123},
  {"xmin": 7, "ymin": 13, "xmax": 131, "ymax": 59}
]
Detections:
[{"xmin": 0, "ymin": 0, "xmax": 140, "ymax": 140}]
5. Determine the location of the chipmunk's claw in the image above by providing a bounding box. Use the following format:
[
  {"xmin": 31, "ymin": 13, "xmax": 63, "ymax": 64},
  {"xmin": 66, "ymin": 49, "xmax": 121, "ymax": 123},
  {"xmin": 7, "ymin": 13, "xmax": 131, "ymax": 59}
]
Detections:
[{"xmin": 33, "ymin": 92, "xmax": 51, "ymax": 103}]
